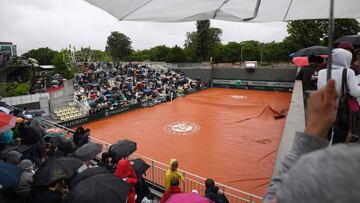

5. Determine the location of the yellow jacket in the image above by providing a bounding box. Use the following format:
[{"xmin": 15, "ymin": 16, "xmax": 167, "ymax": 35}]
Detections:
[{"xmin": 164, "ymin": 159, "xmax": 184, "ymax": 190}]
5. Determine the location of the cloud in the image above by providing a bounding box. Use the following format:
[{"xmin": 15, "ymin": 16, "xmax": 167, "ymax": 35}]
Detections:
[{"xmin": 0, "ymin": 0, "xmax": 288, "ymax": 55}]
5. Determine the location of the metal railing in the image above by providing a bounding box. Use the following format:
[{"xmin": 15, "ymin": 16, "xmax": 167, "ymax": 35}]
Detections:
[
  {"xmin": 2, "ymin": 93, "xmax": 49, "ymax": 106},
  {"xmin": 90, "ymin": 136, "xmax": 263, "ymax": 203}
]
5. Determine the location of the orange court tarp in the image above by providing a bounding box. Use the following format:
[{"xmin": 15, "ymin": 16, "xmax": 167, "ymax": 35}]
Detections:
[{"xmin": 84, "ymin": 88, "xmax": 292, "ymax": 196}]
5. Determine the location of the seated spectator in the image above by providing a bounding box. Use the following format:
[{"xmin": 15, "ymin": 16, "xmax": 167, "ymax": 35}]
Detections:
[
  {"xmin": 115, "ymin": 160, "xmax": 138, "ymax": 203},
  {"xmin": 14, "ymin": 159, "xmax": 35, "ymax": 199},
  {"xmin": 204, "ymin": 178, "xmax": 229, "ymax": 203},
  {"xmin": 165, "ymin": 159, "xmax": 184, "ymax": 190},
  {"xmin": 263, "ymin": 79, "xmax": 360, "ymax": 202},
  {"xmin": 160, "ymin": 177, "xmax": 182, "ymax": 203}
]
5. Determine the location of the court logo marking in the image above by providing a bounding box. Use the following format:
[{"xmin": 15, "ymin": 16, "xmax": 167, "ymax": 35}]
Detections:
[
  {"xmin": 164, "ymin": 122, "xmax": 200, "ymax": 135},
  {"xmin": 231, "ymin": 95, "xmax": 248, "ymax": 99}
]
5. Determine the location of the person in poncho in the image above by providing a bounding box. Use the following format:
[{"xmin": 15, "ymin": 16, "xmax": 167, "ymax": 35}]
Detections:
[{"xmin": 164, "ymin": 159, "xmax": 184, "ymax": 190}]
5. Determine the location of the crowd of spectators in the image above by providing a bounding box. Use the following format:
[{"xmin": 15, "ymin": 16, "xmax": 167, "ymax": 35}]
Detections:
[
  {"xmin": 73, "ymin": 62, "xmax": 205, "ymax": 114},
  {"xmin": 0, "ymin": 108, "xmax": 227, "ymax": 203}
]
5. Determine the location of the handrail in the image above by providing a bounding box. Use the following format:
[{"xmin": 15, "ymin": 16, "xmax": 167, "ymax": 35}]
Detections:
[
  {"xmin": 89, "ymin": 136, "xmax": 263, "ymax": 202},
  {"xmin": 41, "ymin": 118, "xmax": 75, "ymax": 133}
]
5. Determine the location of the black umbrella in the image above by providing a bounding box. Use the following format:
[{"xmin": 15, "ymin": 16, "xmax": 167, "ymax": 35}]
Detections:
[
  {"xmin": 33, "ymin": 157, "xmax": 83, "ymax": 186},
  {"xmin": 49, "ymin": 136, "xmax": 71, "ymax": 146},
  {"xmin": 63, "ymin": 174, "xmax": 130, "ymax": 203},
  {"xmin": 292, "ymin": 46, "xmax": 329, "ymax": 57},
  {"xmin": 70, "ymin": 167, "xmax": 109, "ymax": 188},
  {"xmin": 75, "ymin": 143, "xmax": 102, "ymax": 161},
  {"xmin": 335, "ymin": 35, "xmax": 360, "ymax": 48},
  {"xmin": 131, "ymin": 158, "xmax": 150, "ymax": 177},
  {"xmin": 0, "ymin": 161, "xmax": 23, "ymax": 190},
  {"xmin": 109, "ymin": 139, "xmax": 137, "ymax": 160}
]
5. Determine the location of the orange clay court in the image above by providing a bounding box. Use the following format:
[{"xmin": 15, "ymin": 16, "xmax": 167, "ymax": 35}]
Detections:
[{"xmin": 83, "ymin": 88, "xmax": 291, "ymax": 196}]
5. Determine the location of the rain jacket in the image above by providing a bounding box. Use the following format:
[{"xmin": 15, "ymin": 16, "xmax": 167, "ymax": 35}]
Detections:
[
  {"xmin": 164, "ymin": 159, "xmax": 184, "ymax": 190},
  {"xmin": 205, "ymin": 186, "xmax": 229, "ymax": 203},
  {"xmin": 115, "ymin": 160, "xmax": 138, "ymax": 203},
  {"xmin": 160, "ymin": 186, "xmax": 182, "ymax": 203},
  {"xmin": 318, "ymin": 48, "xmax": 360, "ymax": 98}
]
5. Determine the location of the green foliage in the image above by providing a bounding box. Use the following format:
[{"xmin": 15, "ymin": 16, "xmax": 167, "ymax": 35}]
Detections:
[
  {"xmin": 91, "ymin": 50, "xmax": 112, "ymax": 62},
  {"xmin": 166, "ymin": 45, "xmax": 186, "ymax": 63},
  {"xmin": 5, "ymin": 83, "xmax": 30, "ymax": 97},
  {"xmin": 106, "ymin": 32, "xmax": 132, "ymax": 61},
  {"xmin": 285, "ymin": 19, "xmax": 360, "ymax": 52},
  {"xmin": 52, "ymin": 52, "xmax": 74, "ymax": 79},
  {"xmin": 184, "ymin": 21, "xmax": 222, "ymax": 62},
  {"xmin": 22, "ymin": 47, "xmax": 57, "ymax": 65},
  {"xmin": 148, "ymin": 45, "xmax": 170, "ymax": 61}
]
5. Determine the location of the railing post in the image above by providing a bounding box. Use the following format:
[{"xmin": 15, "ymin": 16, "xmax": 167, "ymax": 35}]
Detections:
[
  {"xmin": 151, "ymin": 160, "xmax": 155, "ymax": 183},
  {"xmin": 249, "ymin": 195, "xmax": 252, "ymax": 203},
  {"xmin": 182, "ymin": 172, "xmax": 186, "ymax": 191}
]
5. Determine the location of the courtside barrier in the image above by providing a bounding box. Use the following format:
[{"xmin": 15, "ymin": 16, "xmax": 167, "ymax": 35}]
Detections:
[{"xmin": 91, "ymin": 136, "xmax": 263, "ymax": 203}]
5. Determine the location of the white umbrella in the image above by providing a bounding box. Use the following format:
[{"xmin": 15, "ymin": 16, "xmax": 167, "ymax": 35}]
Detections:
[
  {"xmin": 84, "ymin": 0, "xmax": 360, "ymax": 22},
  {"xmin": 84, "ymin": 0, "xmax": 360, "ymax": 78}
]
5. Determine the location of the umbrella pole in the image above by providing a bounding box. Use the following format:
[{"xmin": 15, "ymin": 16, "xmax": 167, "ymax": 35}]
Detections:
[{"xmin": 327, "ymin": 0, "xmax": 335, "ymax": 80}]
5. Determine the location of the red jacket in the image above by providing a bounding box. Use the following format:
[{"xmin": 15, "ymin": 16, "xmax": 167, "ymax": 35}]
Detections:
[
  {"xmin": 160, "ymin": 186, "xmax": 182, "ymax": 203},
  {"xmin": 115, "ymin": 160, "xmax": 138, "ymax": 203}
]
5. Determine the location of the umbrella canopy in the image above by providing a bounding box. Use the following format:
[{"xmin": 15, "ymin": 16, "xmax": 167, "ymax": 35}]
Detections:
[
  {"xmin": 70, "ymin": 167, "xmax": 109, "ymax": 188},
  {"xmin": 0, "ymin": 107, "xmax": 11, "ymax": 114},
  {"xmin": 0, "ymin": 112, "xmax": 16, "ymax": 133},
  {"xmin": 75, "ymin": 142, "xmax": 103, "ymax": 161},
  {"xmin": 292, "ymin": 46, "xmax": 328, "ymax": 57},
  {"xmin": 131, "ymin": 158, "xmax": 150, "ymax": 176},
  {"xmin": 63, "ymin": 173, "xmax": 131, "ymax": 203},
  {"xmin": 167, "ymin": 192, "xmax": 214, "ymax": 203},
  {"xmin": 33, "ymin": 157, "xmax": 83, "ymax": 186},
  {"xmin": 84, "ymin": 0, "xmax": 360, "ymax": 22},
  {"xmin": 335, "ymin": 35, "xmax": 360, "ymax": 48},
  {"xmin": 0, "ymin": 161, "xmax": 23, "ymax": 190},
  {"xmin": 109, "ymin": 139, "xmax": 137, "ymax": 160},
  {"xmin": 49, "ymin": 136, "xmax": 71, "ymax": 146},
  {"xmin": 292, "ymin": 56, "xmax": 310, "ymax": 67}
]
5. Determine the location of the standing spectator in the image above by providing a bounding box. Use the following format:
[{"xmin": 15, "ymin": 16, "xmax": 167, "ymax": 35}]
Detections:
[
  {"xmin": 318, "ymin": 48, "xmax": 360, "ymax": 143},
  {"xmin": 164, "ymin": 159, "xmax": 184, "ymax": 190},
  {"xmin": 204, "ymin": 178, "xmax": 229, "ymax": 203},
  {"xmin": 115, "ymin": 160, "xmax": 138, "ymax": 203},
  {"xmin": 160, "ymin": 177, "xmax": 182, "ymax": 203},
  {"xmin": 80, "ymin": 128, "xmax": 90, "ymax": 146},
  {"xmin": 263, "ymin": 79, "xmax": 360, "ymax": 203},
  {"xmin": 14, "ymin": 159, "xmax": 35, "ymax": 199},
  {"xmin": 296, "ymin": 55, "xmax": 319, "ymax": 110},
  {"xmin": 73, "ymin": 127, "xmax": 85, "ymax": 148}
]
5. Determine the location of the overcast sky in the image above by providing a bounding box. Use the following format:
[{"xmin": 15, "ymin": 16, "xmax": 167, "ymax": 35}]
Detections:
[{"xmin": 1, "ymin": 0, "xmax": 289, "ymax": 55}]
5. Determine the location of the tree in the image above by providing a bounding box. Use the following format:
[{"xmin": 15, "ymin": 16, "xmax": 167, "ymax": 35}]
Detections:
[
  {"xmin": 184, "ymin": 22, "xmax": 222, "ymax": 62},
  {"xmin": 148, "ymin": 45, "xmax": 170, "ymax": 61},
  {"xmin": 106, "ymin": 32, "xmax": 132, "ymax": 61},
  {"xmin": 52, "ymin": 51, "xmax": 74, "ymax": 79},
  {"xmin": 22, "ymin": 47, "xmax": 57, "ymax": 65},
  {"xmin": 196, "ymin": 20, "xmax": 210, "ymax": 61},
  {"xmin": 166, "ymin": 45, "xmax": 186, "ymax": 63},
  {"xmin": 286, "ymin": 19, "xmax": 360, "ymax": 52},
  {"xmin": 240, "ymin": 41, "xmax": 261, "ymax": 61}
]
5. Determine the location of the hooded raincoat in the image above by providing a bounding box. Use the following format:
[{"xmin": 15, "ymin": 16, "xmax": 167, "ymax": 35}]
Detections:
[
  {"xmin": 164, "ymin": 159, "xmax": 184, "ymax": 190},
  {"xmin": 115, "ymin": 160, "xmax": 138, "ymax": 203}
]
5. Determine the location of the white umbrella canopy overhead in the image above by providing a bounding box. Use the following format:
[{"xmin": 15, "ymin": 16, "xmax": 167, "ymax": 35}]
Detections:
[{"xmin": 84, "ymin": 0, "xmax": 360, "ymax": 22}]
